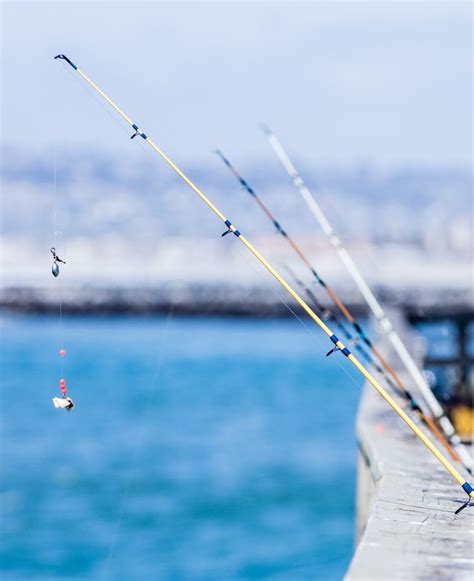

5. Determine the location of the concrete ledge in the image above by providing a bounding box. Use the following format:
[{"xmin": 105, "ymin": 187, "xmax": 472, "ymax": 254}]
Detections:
[{"xmin": 346, "ymin": 313, "xmax": 474, "ymax": 580}]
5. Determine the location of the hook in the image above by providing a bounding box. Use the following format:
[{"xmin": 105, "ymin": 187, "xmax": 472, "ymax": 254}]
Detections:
[{"xmin": 51, "ymin": 247, "xmax": 66, "ymax": 264}]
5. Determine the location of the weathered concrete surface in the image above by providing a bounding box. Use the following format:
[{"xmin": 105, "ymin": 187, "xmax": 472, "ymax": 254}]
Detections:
[{"xmin": 346, "ymin": 313, "xmax": 474, "ymax": 580}]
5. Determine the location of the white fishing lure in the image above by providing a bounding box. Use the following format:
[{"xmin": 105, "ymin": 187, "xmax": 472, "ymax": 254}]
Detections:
[{"xmin": 52, "ymin": 397, "xmax": 74, "ymax": 411}]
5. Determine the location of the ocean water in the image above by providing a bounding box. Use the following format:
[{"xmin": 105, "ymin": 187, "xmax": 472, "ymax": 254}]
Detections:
[{"xmin": 0, "ymin": 315, "xmax": 362, "ymax": 580}]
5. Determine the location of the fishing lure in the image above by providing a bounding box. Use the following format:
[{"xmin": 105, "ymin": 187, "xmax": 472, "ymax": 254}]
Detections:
[
  {"xmin": 52, "ymin": 351, "xmax": 74, "ymax": 411},
  {"xmin": 51, "ymin": 247, "xmax": 66, "ymax": 277}
]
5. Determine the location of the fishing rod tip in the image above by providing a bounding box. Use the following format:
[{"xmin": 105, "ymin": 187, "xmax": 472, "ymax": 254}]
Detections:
[
  {"xmin": 259, "ymin": 122, "xmax": 272, "ymax": 136},
  {"xmin": 455, "ymin": 497, "xmax": 473, "ymax": 515},
  {"xmin": 54, "ymin": 54, "xmax": 78, "ymax": 70}
]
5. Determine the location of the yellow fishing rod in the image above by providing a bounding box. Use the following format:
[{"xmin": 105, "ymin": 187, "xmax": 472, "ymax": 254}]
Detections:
[{"xmin": 54, "ymin": 54, "xmax": 474, "ymax": 510}]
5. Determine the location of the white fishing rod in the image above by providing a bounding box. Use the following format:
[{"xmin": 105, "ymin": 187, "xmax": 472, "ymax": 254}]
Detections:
[{"xmin": 263, "ymin": 126, "xmax": 472, "ymax": 472}]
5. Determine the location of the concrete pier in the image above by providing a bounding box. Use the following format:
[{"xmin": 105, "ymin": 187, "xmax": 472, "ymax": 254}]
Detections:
[{"xmin": 346, "ymin": 312, "xmax": 474, "ymax": 580}]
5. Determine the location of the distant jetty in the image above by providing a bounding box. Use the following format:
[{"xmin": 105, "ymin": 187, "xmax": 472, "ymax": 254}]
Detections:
[{"xmin": 1, "ymin": 283, "xmax": 472, "ymax": 318}]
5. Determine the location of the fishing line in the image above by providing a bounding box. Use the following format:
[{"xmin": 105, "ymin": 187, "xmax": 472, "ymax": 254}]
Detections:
[
  {"xmin": 61, "ymin": 65, "xmax": 180, "ymax": 560},
  {"xmin": 63, "ymin": 59, "xmax": 180, "ymax": 560},
  {"xmin": 54, "ymin": 149, "xmax": 64, "ymax": 378},
  {"xmin": 54, "ymin": 53, "xmax": 474, "ymax": 508},
  {"xmin": 51, "ymin": 144, "xmax": 72, "ymax": 410},
  {"xmin": 61, "ymin": 61, "xmax": 132, "ymax": 142},
  {"xmin": 100, "ymin": 301, "xmax": 176, "ymax": 580},
  {"xmin": 216, "ymin": 150, "xmax": 457, "ymax": 459},
  {"xmin": 63, "ymin": 61, "xmax": 162, "ymax": 175}
]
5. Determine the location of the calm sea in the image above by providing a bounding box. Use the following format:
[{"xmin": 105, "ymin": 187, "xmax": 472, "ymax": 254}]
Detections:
[{"xmin": 0, "ymin": 315, "xmax": 362, "ymax": 580}]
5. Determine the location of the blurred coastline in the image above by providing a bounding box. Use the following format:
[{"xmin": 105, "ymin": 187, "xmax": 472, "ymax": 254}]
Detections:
[{"xmin": 2, "ymin": 148, "xmax": 472, "ymax": 315}]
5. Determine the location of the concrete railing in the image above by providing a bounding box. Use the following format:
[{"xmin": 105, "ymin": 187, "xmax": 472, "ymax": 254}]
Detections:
[{"xmin": 345, "ymin": 310, "xmax": 474, "ymax": 580}]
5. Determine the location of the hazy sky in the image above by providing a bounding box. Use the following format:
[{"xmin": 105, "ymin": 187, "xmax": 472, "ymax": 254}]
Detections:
[{"xmin": 1, "ymin": 1, "xmax": 472, "ymax": 168}]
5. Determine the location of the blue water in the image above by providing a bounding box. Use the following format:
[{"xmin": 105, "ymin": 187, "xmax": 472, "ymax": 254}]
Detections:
[
  {"xmin": 415, "ymin": 320, "xmax": 474, "ymax": 359},
  {"xmin": 415, "ymin": 320, "xmax": 474, "ymax": 403},
  {"xmin": 0, "ymin": 315, "xmax": 361, "ymax": 580}
]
